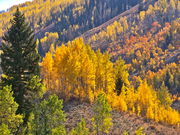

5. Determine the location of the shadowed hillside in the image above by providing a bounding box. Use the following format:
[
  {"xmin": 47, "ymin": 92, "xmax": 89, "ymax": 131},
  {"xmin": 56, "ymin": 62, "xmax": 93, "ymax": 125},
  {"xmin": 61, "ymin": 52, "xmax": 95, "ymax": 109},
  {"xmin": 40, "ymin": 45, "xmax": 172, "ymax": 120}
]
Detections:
[{"xmin": 0, "ymin": 0, "xmax": 139, "ymax": 43}]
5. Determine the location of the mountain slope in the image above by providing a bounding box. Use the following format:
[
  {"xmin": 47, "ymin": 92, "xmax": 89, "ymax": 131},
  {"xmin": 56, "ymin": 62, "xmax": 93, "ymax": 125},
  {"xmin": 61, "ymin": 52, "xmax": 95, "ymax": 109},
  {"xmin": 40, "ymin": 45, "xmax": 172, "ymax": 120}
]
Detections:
[
  {"xmin": 0, "ymin": 0, "xmax": 179, "ymax": 94},
  {"xmin": 82, "ymin": 0, "xmax": 179, "ymax": 51},
  {"xmin": 0, "ymin": 0, "xmax": 139, "ymax": 42},
  {"xmin": 79, "ymin": 0, "xmax": 180, "ymax": 94},
  {"xmin": 0, "ymin": 0, "xmax": 180, "ymax": 132},
  {"xmin": 64, "ymin": 101, "xmax": 180, "ymax": 135},
  {"xmin": 81, "ymin": 0, "xmax": 155, "ymax": 42}
]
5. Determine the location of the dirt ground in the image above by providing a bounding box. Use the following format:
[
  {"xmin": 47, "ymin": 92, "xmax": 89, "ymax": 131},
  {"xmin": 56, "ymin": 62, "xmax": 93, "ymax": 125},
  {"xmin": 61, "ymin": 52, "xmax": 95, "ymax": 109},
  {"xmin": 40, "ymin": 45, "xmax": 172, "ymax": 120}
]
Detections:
[{"xmin": 64, "ymin": 101, "xmax": 180, "ymax": 135}]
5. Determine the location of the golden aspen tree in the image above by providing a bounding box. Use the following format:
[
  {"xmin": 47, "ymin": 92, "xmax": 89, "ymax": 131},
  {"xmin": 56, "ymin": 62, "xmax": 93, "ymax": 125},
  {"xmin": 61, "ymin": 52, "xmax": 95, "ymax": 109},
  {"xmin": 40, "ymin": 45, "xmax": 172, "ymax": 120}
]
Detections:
[
  {"xmin": 80, "ymin": 54, "xmax": 96, "ymax": 101},
  {"xmin": 43, "ymin": 38, "xmax": 96, "ymax": 101},
  {"xmin": 136, "ymin": 81, "xmax": 158, "ymax": 116},
  {"xmin": 41, "ymin": 52, "xmax": 54, "ymax": 90},
  {"xmin": 139, "ymin": 11, "xmax": 145, "ymax": 21},
  {"xmin": 95, "ymin": 49, "xmax": 105, "ymax": 92},
  {"xmin": 135, "ymin": 81, "xmax": 180, "ymax": 124},
  {"xmin": 103, "ymin": 53, "xmax": 115, "ymax": 94},
  {"xmin": 40, "ymin": 37, "xmax": 180, "ymax": 125},
  {"xmin": 125, "ymin": 87, "xmax": 137, "ymax": 113},
  {"xmin": 95, "ymin": 50, "xmax": 115, "ymax": 95},
  {"xmin": 120, "ymin": 17, "xmax": 128, "ymax": 32},
  {"xmin": 53, "ymin": 44, "xmax": 69, "ymax": 98},
  {"xmin": 118, "ymin": 85, "xmax": 128, "ymax": 112}
]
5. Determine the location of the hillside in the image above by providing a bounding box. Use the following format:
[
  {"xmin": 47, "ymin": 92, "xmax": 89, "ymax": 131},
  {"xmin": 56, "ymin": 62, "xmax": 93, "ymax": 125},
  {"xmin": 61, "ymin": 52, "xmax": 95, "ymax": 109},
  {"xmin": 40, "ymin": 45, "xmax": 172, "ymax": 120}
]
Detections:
[
  {"xmin": 0, "ymin": 0, "xmax": 180, "ymax": 134},
  {"xmin": 81, "ymin": 0, "xmax": 155, "ymax": 42},
  {"xmin": 2, "ymin": 0, "xmax": 177, "ymax": 95},
  {"xmin": 64, "ymin": 101, "xmax": 180, "ymax": 135},
  {"xmin": 0, "ymin": 0, "xmax": 179, "ymax": 99},
  {"xmin": 0, "ymin": 0, "xmax": 139, "ymax": 44},
  {"xmin": 80, "ymin": 0, "xmax": 180, "ymax": 94}
]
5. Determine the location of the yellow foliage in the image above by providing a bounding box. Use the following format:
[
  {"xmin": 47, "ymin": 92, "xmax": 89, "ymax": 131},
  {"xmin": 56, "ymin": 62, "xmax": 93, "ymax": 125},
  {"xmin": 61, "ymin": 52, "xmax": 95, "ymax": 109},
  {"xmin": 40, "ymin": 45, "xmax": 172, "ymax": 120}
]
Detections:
[
  {"xmin": 89, "ymin": 17, "xmax": 127, "ymax": 43},
  {"xmin": 125, "ymin": 87, "xmax": 137, "ymax": 113},
  {"xmin": 136, "ymin": 81, "xmax": 158, "ymax": 115},
  {"xmin": 41, "ymin": 52, "xmax": 54, "ymax": 90},
  {"xmin": 139, "ymin": 11, "xmax": 145, "ymax": 21},
  {"xmin": 107, "ymin": 80, "xmax": 180, "ymax": 125},
  {"xmin": 41, "ymin": 38, "xmax": 114, "ymax": 102},
  {"xmin": 135, "ymin": 81, "xmax": 180, "ymax": 125},
  {"xmin": 41, "ymin": 38, "xmax": 180, "ymax": 126}
]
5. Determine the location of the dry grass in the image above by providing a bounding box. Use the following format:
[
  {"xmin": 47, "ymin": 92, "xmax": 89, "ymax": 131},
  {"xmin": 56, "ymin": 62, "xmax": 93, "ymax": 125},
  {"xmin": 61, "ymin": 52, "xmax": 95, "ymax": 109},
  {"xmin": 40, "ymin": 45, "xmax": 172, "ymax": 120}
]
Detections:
[{"xmin": 64, "ymin": 100, "xmax": 180, "ymax": 135}]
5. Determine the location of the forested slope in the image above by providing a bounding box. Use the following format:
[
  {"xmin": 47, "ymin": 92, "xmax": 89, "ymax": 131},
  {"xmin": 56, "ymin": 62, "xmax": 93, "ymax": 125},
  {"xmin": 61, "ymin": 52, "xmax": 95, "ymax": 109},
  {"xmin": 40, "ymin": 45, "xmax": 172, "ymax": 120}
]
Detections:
[
  {"xmin": 0, "ymin": 0, "xmax": 139, "ymax": 43},
  {"xmin": 0, "ymin": 0, "xmax": 179, "ymax": 94},
  {"xmin": 0, "ymin": 0, "xmax": 180, "ymax": 134},
  {"xmin": 81, "ymin": 0, "xmax": 180, "ymax": 94}
]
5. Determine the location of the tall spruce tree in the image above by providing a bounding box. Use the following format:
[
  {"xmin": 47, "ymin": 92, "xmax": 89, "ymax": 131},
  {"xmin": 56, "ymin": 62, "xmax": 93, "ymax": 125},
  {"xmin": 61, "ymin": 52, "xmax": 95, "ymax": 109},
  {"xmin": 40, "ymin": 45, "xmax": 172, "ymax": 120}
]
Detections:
[{"xmin": 1, "ymin": 8, "xmax": 40, "ymax": 115}]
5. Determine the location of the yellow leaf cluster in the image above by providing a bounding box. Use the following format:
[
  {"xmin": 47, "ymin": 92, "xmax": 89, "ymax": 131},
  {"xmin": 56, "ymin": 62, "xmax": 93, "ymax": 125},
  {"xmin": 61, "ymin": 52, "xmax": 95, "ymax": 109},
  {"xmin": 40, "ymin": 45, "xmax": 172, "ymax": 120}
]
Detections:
[
  {"xmin": 107, "ymin": 81, "xmax": 180, "ymax": 125},
  {"xmin": 41, "ymin": 38, "xmax": 115, "ymax": 102},
  {"xmin": 41, "ymin": 38, "xmax": 180, "ymax": 125}
]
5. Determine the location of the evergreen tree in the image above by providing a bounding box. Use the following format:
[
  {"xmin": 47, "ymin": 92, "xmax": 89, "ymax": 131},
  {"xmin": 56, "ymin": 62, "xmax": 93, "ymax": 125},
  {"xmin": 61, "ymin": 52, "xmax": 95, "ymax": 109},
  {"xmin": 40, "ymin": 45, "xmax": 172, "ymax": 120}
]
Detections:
[
  {"xmin": 0, "ymin": 86, "xmax": 23, "ymax": 134},
  {"xmin": 1, "ymin": 8, "xmax": 40, "ymax": 115},
  {"xmin": 0, "ymin": 124, "xmax": 11, "ymax": 135},
  {"xmin": 165, "ymin": 70, "xmax": 172, "ymax": 89},
  {"xmin": 51, "ymin": 126, "xmax": 66, "ymax": 135},
  {"xmin": 92, "ymin": 93, "xmax": 112, "ymax": 135},
  {"xmin": 114, "ymin": 58, "xmax": 130, "ymax": 95},
  {"xmin": 70, "ymin": 118, "xmax": 89, "ymax": 135},
  {"xmin": 37, "ymin": 39, "xmax": 45, "ymax": 57},
  {"xmin": 157, "ymin": 82, "xmax": 172, "ymax": 108},
  {"xmin": 23, "ymin": 75, "xmax": 46, "ymax": 122},
  {"xmin": 27, "ymin": 95, "xmax": 66, "ymax": 135}
]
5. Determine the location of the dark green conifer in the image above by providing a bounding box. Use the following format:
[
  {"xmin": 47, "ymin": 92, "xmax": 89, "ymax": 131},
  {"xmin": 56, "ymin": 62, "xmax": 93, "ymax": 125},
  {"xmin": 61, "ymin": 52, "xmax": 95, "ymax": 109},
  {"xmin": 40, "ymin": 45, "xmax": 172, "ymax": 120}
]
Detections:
[{"xmin": 1, "ymin": 8, "xmax": 40, "ymax": 115}]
